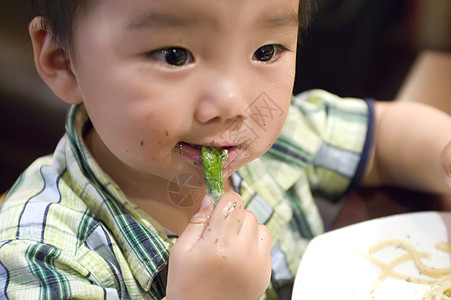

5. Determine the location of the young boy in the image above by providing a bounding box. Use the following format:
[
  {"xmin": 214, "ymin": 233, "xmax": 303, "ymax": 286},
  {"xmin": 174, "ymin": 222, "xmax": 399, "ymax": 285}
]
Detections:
[{"xmin": 0, "ymin": 0, "xmax": 450, "ymax": 299}]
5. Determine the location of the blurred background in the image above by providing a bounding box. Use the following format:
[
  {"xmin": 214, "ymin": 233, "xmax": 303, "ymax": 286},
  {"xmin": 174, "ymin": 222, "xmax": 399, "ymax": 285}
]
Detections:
[
  {"xmin": 294, "ymin": 0, "xmax": 451, "ymax": 98},
  {"xmin": 1, "ymin": 0, "xmax": 451, "ymax": 193},
  {"xmin": 1, "ymin": 1, "xmax": 69, "ymax": 193}
]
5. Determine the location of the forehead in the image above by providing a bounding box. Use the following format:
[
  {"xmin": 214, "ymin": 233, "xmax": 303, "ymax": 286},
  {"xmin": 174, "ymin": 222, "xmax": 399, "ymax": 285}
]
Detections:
[{"xmin": 78, "ymin": 0, "xmax": 300, "ymax": 31}]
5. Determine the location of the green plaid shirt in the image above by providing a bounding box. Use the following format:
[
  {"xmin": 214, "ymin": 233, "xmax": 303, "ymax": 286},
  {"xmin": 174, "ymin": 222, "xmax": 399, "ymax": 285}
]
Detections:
[{"xmin": 0, "ymin": 90, "xmax": 372, "ymax": 299}]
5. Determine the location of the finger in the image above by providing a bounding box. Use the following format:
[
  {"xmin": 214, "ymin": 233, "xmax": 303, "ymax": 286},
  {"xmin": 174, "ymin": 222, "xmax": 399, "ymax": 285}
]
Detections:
[
  {"xmin": 177, "ymin": 194, "xmax": 214, "ymax": 249},
  {"xmin": 207, "ymin": 192, "xmax": 245, "ymax": 236},
  {"xmin": 257, "ymin": 224, "xmax": 272, "ymax": 251},
  {"xmin": 238, "ymin": 210, "xmax": 259, "ymax": 238},
  {"xmin": 238, "ymin": 212, "xmax": 272, "ymax": 251}
]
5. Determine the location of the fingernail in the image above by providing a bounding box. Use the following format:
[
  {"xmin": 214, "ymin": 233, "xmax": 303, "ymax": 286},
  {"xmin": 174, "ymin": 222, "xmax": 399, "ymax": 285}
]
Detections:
[{"xmin": 199, "ymin": 194, "xmax": 214, "ymax": 209}]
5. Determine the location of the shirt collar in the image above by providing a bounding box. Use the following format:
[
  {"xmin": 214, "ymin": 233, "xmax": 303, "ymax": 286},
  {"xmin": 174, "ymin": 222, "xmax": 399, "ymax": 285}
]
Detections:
[{"xmin": 64, "ymin": 104, "xmax": 171, "ymax": 291}]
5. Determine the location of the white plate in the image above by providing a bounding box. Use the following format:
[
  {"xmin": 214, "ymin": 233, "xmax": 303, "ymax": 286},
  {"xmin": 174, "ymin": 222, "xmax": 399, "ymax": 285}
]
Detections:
[{"xmin": 292, "ymin": 211, "xmax": 451, "ymax": 299}]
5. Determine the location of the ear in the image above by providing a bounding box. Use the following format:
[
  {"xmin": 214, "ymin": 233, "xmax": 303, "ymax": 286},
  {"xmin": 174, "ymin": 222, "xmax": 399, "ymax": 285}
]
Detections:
[{"xmin": 29, "ymin": 17, "xmax": 82, "ymax": 104}]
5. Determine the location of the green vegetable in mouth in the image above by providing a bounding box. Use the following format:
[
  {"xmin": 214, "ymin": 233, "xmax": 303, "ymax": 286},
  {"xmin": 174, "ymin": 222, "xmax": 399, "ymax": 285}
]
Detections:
[{"xmin": 201, "ymin": 146, "xmax": 228, "ymax": 205}]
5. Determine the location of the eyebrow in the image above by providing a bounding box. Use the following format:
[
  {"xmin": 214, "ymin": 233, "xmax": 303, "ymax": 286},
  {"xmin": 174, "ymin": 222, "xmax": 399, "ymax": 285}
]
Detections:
[
  {"xmin": 259, "ymin": 10, "xmax": 300, "ymax": 29},
  {"xmin": 127, "ymin": 9, "xmax": 299, "ymax": 31},
  {"xmin": 127, "ymin": 13, "xmax": 200, "ymax": 30}
]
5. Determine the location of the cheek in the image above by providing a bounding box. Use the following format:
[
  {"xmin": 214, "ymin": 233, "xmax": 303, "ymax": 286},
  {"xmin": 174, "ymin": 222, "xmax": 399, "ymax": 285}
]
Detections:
[
  {"xmin": 244, "ymin": 91, "xmax": 291, "ymax": 154},
  {"xmin": 114, "ymin": 108, "xmax": 172, "ymax": 149},
  {"xmin": 87, "ymin": 102, "xmax": 165, "ymax": 160}
]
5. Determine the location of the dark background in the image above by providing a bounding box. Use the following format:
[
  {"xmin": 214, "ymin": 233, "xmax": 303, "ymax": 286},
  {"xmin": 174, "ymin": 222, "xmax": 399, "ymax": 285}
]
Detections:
[
  {"xmin": 295, "ymin": 0, "xmax": 414, "ymax": 99},
  {"xmin": 1, "ymin": 0, "xmax": 451, "ymax": 192}
]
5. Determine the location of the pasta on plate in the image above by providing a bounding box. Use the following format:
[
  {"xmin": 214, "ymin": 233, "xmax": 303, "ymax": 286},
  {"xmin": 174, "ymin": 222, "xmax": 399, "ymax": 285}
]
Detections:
[{"xmin": 358, "ymin": 239, "xmax": 451, "ymax": 300}]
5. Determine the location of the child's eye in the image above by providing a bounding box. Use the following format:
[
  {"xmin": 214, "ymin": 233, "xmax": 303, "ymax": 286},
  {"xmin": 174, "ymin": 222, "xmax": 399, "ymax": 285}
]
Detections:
[
  {"xmin": 252, "ymin": 44, "xmax": 290, "ymax": 63},
  {"xmin": 150, "ymin": 47, "xmax": 194, "ymax": 67}
]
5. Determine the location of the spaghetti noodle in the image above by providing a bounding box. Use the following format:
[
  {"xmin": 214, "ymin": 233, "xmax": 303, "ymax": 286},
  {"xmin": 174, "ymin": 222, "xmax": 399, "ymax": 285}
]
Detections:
[{"xmin": 357, "ymin": 239, "xmax": 451, "ymax": 299}]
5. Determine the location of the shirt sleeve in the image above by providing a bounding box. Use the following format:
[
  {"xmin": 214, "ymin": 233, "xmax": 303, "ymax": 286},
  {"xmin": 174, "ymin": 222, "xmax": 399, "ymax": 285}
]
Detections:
[
  {"xmin": 0, "ymin": 239, "xmax": 120, "ymax": 299},
  {"xmin": 290, "ymin": 89, "xmax": 374, "ymax": 200}
]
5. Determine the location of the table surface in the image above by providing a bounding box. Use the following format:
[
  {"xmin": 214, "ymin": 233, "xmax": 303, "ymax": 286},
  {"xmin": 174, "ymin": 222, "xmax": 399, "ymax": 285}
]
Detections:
[{"xmin": 332, "ymin": 50, "xmax": 451, "ymax": 230}]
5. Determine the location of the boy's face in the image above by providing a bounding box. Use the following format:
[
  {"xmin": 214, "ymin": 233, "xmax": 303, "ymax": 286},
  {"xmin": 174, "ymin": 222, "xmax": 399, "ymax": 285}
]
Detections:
[{"xmin": 70, "ymin": 0, "xmax": 299, "ymax": 187}]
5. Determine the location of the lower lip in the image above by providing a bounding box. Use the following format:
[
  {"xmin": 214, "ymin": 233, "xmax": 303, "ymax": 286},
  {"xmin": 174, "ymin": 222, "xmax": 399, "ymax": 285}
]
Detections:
[{"xmin": 177, "ymin": 143, "xmax": 239, "ymax": 169}]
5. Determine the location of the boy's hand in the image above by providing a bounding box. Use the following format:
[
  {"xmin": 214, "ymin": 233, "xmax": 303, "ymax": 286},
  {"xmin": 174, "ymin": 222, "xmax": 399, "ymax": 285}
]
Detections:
[{"xmin": 165, "ymin": 192, "xmax": 272, "ymax": 300}]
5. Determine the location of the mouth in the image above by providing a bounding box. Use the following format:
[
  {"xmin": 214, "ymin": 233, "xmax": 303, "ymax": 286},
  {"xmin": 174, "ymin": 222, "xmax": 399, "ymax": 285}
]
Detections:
[{"xmin": 176, "ymin": 142, "xmax": 240, "ymax": 169}]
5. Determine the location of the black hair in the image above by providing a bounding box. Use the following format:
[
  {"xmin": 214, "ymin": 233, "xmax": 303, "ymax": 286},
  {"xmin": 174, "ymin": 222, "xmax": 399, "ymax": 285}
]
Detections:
[
  {"xmin": 29, "ymin": 0, "xmax": 313, "ymax": 52},
  {"xmin": 28, "ymin": 0, "xmax": 89, "ymax": 54},
  {"xmin": 299, "ymin": 0, "xmax": 314, "ymax": 34}
]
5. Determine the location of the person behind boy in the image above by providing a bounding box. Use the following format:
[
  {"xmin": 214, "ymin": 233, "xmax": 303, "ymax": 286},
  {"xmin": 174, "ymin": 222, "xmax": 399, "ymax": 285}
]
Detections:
[{"xmin": 1, "ymin": 0, "xmax": 450, "ymax": 299}]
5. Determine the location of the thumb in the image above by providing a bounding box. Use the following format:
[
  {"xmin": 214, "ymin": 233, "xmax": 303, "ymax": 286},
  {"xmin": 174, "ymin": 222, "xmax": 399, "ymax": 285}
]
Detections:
[{"xmin": 177, "ymin": 195, "xmax": 214, "ymax": 247}]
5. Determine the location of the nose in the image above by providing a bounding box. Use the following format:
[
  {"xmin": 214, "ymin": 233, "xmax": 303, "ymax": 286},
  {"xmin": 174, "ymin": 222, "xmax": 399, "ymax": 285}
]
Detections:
[{"xmin": 194, "ymin": 66, "xmax": 249, "ymax": 124}]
